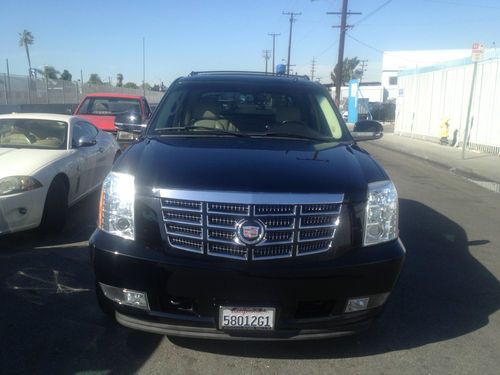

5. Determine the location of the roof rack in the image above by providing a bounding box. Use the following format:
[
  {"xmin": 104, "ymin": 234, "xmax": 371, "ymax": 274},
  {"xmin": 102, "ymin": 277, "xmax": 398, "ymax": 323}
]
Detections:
[{"xmin": 188, "ymin": 71, "xmax": 310, "ymax": 80}]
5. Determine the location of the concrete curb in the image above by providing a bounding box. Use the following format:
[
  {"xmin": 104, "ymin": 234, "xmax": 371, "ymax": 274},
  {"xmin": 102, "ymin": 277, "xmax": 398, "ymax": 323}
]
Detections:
[{"xmin": 368, "ymin": 140, "xmax": 500, "ymax": 185}]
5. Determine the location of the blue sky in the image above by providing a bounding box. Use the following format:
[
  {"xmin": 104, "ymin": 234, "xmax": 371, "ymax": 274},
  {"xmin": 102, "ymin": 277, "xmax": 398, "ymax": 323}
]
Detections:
[{"xmin": 1, "ymin": 0, "xmax": 499, "ymax": 85}]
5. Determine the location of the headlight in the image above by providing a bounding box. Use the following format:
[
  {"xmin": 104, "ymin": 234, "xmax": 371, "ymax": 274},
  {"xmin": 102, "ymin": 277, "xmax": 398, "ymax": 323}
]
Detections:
[
  {"xmin": 98, "ymin": 172, "xmax": 135, "ymax": 240},
  {"xmin": 0, "ymin": 176, "xmax": 42, "ymax": 196},
  {"xmin": 364, "ymin": 180, "xmax": 398, "ymax": 246}
]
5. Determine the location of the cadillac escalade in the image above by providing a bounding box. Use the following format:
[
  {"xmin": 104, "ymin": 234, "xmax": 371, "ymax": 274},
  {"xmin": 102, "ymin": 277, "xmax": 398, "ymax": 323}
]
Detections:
[{"xmin": 89, "ymin": 71, "xmax": 405, "ymax": 340}]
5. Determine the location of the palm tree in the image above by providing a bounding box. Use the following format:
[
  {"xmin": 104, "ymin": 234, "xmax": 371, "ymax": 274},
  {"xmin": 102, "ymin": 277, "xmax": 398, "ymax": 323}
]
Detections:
[
  {"xmin": 19, "ymin": 30, "xmax": 34, "ymax": 77},
  {"xmin": 116, "ymin": 73, "xmax": 124, "ymax": 87}
]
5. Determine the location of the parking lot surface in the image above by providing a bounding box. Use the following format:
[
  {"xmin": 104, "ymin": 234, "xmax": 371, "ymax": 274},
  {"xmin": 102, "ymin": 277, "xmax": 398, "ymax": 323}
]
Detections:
[{"xmin": 1, "ymin": 144, "xmax": 499, "ymax": 375}]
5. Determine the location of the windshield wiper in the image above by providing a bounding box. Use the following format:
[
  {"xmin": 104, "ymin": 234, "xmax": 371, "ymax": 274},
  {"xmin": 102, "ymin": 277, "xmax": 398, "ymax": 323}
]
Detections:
[
  {"xmin": 153, "ymin": 126, "xmax": 248, "ymax": 137},
  {"xmin": 260, "ymin": 132, "xmax": 334, "ymax": 142}
]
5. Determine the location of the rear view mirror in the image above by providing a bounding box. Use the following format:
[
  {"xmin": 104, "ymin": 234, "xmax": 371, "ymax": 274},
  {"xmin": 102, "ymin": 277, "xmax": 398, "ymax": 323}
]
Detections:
[{"xmin": 351, "ymin": 120, "xmax": 383, "ymax": 141}]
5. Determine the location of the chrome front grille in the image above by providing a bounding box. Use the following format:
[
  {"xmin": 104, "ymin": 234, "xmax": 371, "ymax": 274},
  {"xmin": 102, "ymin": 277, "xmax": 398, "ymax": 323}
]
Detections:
[{"xmin": 160, "ymin": 191, "xmax": 343, "ymax": 261}]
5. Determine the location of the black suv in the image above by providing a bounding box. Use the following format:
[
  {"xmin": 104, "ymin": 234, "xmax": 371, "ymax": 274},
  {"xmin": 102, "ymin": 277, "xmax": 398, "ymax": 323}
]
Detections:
[{"xmin": 90, "ymin": 72, "xmax": 405, "ymax": 340}]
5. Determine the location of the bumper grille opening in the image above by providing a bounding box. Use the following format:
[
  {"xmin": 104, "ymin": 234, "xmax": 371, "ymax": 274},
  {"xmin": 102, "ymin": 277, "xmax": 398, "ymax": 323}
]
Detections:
[
  {"xmin": 166, "ymin": 223, "xmax": 202, "ymax": 239},
  {"xmin": 208, "ymin": 243, "xmax": 248, "ymax": 260},
  {"xmin": 298, "ymin": 240, "xmax": 332, "ymax": 255},
  {"xmin": 208, "ymin": 203, "xmax": 249, "ymax": 215},
  {"xmin": 253, "ymin": 245, "xmax": 293, "ymax": 260},
  {"xmin": 301, "ymin": 215, "xmax": 338, "ymax": 228},
  {"xmin": 163, "ymin": 210, "xmax": 202, "ymax": 225},
  {"xmin": 255, "ymin": 204, "xmax": 295, "ymax": 216},
  {"xmin": 168, "ymin": 236, "xmax": 203, "ymax": 253}
]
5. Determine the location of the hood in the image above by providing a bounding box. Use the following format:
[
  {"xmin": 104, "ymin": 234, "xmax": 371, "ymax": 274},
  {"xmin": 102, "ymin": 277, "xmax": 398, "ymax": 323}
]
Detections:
[
  {"xmin": 0, "ymin": 148, "xmax": 69, "ymax": 178},
  {"xmin": 77, "ymin": 115, "xmax": 117, "ymax": 132},
  {"xmin": 115, "ymin": 137, "xmax": 388, "ymax": 201}
]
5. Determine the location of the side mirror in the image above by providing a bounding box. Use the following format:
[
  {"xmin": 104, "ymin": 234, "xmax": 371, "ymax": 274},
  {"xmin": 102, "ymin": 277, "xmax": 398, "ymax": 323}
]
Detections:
[
  {"xmin": 351, "ymin": 120, "xmax": 383, "ymax": 141},
  {"xmin": 77, "ymin": 135, "xmax": 96, "ymax": 148}
]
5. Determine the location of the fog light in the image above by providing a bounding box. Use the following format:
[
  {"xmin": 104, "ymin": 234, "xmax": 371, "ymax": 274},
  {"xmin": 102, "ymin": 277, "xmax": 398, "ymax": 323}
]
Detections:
[
  {"xmin": 345, "ymin": 292, "xmax": 390, "ymax": 313},
  {"xmin": 99, "ymin": 282, "xmax": 149, "ymax": 310},
  {"xmin": 345, "ymin": 297, "xmax": 370, "ymax": 312}
]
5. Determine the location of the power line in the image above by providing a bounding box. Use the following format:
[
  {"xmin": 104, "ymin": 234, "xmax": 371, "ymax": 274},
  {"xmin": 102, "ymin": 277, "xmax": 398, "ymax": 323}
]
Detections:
[
  {"xmin": 352, "ymin": 0, "xmax": 393, "ymax": 27},
  {"xmin": 283, "ymin": 11, "xmax": 302, "ymax": 75},
  {"xmin": 423, "ymin": 0, "xmax": 500, "ymax": 10},
  {"xmin": 268, "ymin": 33, "xmax": 280, "ymax": 73}
]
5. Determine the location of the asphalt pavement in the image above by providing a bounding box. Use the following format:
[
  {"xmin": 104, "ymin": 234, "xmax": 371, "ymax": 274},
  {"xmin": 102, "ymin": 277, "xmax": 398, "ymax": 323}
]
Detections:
[{"xmin": 1, "ymin": 143, "xmax": 499, "ymax": 375}]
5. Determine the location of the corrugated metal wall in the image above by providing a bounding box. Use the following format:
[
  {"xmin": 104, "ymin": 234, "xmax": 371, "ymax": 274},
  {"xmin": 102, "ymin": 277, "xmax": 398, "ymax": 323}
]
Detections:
[{"xmin": 395, "ymin": 56, "xmax": 500, "ymax": 155}]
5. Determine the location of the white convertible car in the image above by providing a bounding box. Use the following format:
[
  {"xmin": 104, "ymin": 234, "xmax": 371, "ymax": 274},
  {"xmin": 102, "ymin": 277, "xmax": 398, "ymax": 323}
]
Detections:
[{"xmin": 0, "ymin": 113, "xmax": 120, "ymax": 235}]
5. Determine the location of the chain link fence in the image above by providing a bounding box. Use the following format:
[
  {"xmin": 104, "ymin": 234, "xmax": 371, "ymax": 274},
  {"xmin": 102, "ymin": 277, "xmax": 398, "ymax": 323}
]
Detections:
[{"xmin": 0, "ymin": 73, "xmax": 165, "ymax": 105}]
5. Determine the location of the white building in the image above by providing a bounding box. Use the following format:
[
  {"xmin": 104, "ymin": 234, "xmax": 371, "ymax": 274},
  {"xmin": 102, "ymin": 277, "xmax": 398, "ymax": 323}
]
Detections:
[{"xmin": 382, "ymin": 49, "xmax": 472, "ymax": 100}]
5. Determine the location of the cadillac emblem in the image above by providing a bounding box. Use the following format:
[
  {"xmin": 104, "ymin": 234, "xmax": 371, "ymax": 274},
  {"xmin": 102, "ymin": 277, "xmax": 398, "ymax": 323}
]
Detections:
[{"xmin": 235, "ymin": 219, "xmax": 265, "ymax": 245}]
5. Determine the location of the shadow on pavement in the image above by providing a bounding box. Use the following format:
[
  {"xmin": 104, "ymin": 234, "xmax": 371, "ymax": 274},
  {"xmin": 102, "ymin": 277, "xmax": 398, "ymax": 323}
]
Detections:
[
  {"xmin": 170, "ymin": 199, "xmax": 500, "ymax": 358},
  {"xmin": 0, "ymin": 191, "xmax": 162, "ymax": 374}
]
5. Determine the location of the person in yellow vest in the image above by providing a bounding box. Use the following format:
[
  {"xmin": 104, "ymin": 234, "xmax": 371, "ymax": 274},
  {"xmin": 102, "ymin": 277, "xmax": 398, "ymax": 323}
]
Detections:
[{"xmin": 439, "ymin": 118, "xmax": 450, "ymax": 145}]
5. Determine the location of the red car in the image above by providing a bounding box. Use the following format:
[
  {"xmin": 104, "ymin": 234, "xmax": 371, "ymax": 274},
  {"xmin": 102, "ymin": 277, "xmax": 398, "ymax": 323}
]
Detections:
[{"xmin": 74, "ymin": 93, "xmax": 152, "ymax": 133}]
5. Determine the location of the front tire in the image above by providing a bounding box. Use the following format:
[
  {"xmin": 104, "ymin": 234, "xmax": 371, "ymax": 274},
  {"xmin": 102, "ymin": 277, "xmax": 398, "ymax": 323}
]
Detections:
[{"xmin": 39, "ymin": 177, "xmax": 68, "ymax": 233}]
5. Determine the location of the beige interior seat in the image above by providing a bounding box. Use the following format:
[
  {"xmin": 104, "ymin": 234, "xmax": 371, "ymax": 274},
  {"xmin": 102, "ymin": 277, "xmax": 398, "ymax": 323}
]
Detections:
[
  {"xmin": 34, "ymin": 137, "xmax": 63, "ymax": 148},
  {"xmin": 191, "ymin": 103, "xmax": 231, "ymax": 130},
  {"xmin": 6, "ymin": 133, "xmax": 31, "ymax": 144}
]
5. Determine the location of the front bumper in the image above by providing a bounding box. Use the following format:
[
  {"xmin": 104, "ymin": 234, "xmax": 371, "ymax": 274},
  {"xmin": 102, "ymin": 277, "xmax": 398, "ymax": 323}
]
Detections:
[
  {"xmin": 90, "ymin": 231, "xmax": 405, "ymax": 340},
  {"xmin": 0, "ymin": 188, "xmax": 47, "ymax": 235}
]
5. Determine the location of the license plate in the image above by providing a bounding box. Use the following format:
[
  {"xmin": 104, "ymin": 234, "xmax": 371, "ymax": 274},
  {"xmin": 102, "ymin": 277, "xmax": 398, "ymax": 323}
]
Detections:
[{"xmin": 219, "ymin": 306, "xmax": 275, "ymax": 330}]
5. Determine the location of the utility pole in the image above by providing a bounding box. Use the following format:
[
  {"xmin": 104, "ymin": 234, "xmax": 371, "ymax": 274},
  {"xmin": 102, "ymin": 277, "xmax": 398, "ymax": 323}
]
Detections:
[
  {"xmin": 268, "ymin": 33, "xmax": 280, "ymax": 73},
  {"xmin": 328, "ymin": 0, "xmax": 361, "ymax": 104},
  {"xmin": 311, "ymin": 57, "xmax": 317, "ymax": 81},
  {"xmin": 359, "ymin": 59, "xmax": 368, "ymax": 82},
  {"xmin": 142, "ymin": 37, "xmax": 146, "ymax": 96},
  {"xmin": 283, "ymin": 11, "xmax": 301, "ymax": 76},
  {"xmin": 6, "ymin": 59, "xmax": 11, "ymax": 104},
  {"xmin": 262, "ymin": 49, "xmax": 271, "ymax": 73}
]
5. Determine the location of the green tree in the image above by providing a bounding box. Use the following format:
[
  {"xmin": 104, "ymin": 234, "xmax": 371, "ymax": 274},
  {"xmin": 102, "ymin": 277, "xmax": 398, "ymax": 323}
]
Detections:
[
  {"xmin": 60, "ymin": 69, "xmax": 72, "ymax": 81},
  {"xmin": 88, "ymin": 73, "xmax": 103, "ymax": 85},
  {"xmin": 18, "ymin": 30, "xmax": 34, "ymax": 77},
  {"xmin": 116, "ymin": 73, "xmax": 124, "ymax": 87},
  {"xmin": 331, "ymin": 57, "xmax": 360, "ymax": 86},
  {"xmin": 123, "ymin": 82, "xmax": 139, "ymax": 89},
  {"xmin": 42, "ymin": 65, "xmax": 59, "ymax": 80}
]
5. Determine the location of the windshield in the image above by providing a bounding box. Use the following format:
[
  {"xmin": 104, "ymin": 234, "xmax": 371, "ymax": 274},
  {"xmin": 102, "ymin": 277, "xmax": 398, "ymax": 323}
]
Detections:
[
  {"xmin": 149, "ymin": 83, "xmax": 349, "ymax": 141},
  {"xmin": 77, "ymin": 97, "xmax": 141, "ymax": 116},
  {"xmin": 0, "ymin": 119, "xmax": 68, "ymax": 150}
]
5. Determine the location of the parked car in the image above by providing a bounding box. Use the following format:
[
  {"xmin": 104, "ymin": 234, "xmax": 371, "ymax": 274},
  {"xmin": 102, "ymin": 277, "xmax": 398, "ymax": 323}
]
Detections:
[
  {"xmin": 74, "ymin": 93, "xmax": 152, "ymax": 147},
  {"xmin": 90, "ymin": 72, "xmax": 405, "ymax": 340},
  {"xmin": 0, "ymin": 113, "xmax": 120, "ymax": 235}
]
